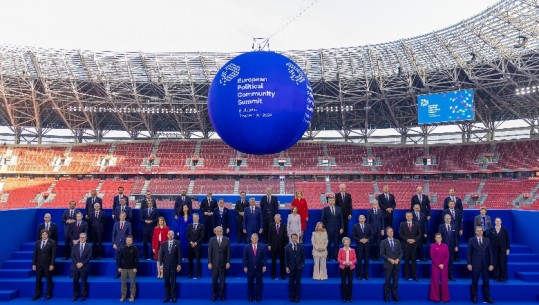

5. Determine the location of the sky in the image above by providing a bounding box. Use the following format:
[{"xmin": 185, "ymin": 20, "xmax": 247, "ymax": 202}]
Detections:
[{"xmin": 0, "ymin": 0, "xmax": 500, "ymax": 53}]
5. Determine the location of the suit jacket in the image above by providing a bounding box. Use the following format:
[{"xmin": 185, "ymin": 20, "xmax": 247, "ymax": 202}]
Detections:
[
  {"xmin": 112, "ymin": 194, "xmax": 129, "ymax": 210},
  {"xmin": 158, "ymin": 239, "xmax": 182, "ymax": 270},
  {"xmin": 112, "ymin": 221, "xmax": 132, "ymax": 248},
  {"xmin": 174, "ymin": 196, "xmax": 192, "ymax": 216},
  {"xmin": 243, "ymin": 206, "xmax": 263, "ymax": 233},
  {"xmin": 443, "ymin": 196, "xmax": 463, "ymax": 210},
  {"xmin": 352, "ymin": 223, "xmax": 373, "ymax": 245},
  {"xmin": 260, "ymin": 195, "xmax": 279, "ymax": 219},
  {"xmin": 33, "ymin": 239, "xmax": 57, "ymax": 267},
  {"xmin": 321, "ymin": 206, "xmax": 343, "ymax": 234},
  {"xmin": 141, "ymin": 207, "xmax": 159, "ymax": 227},
  {"xmin": 335, "ymin": 192, "xmax": 352, "ymax": 220},
  {"xmin": 37, "ymin": 222, "xmax": 58, "ymax": 242},
  {"xmin": 186, "ymin": 223, "xmax": 205, "ymax": 248},
  {"xmin": 113, "ymin": 206, "xmax": 133, "ymax": 222},
  {"xmin": 234, "ymin": 199, "xmax": 249, "ymax": 218},
  {"xmin": 68, "ymin": 221, "xmax": 88, "ymax": 241},
  {"xmin": 242, "ymin": 243, "xmax": 267, "ymax": 270},
  {"xmin": 410, "ymin": 194, "xmax": 431, "ymax": 217},
  {"xmin": 200, "ymin": 197, "xmax": 218, "ymax": 216},
  {"xmin": 61, "ymin": 209, "xmax": 80, "ymax": 232},
  {"xmin": 268, "ymin": 221, "xmax": 289, "ymax": 249},
  {"xmin": 285, "ymin": 243, "xmax": 305, "ymax": 270},
  {"xmin": 380, "ymin": 238, "xmax": 402, "ymax": 269},
  {"xmin": 140, "ymin": 197, "xmax": 157, "ymax": 210},
  {"xmin": 442, "ymin": 208, "xmax": 463, "ymax": 232},
  {"xmin": 398, "ymin": 221, "xmax": 421, "ymax": 247},
  {"xmin": 88, "ymin": 210, "xmax": 106, "ymax": 233},
  {"xmin": 474, "ymin": 215, "xmax": 493, "ymax": 230},
  {"xmin": 366, "ymin": 209, "xmax": 385, "ymax": 233},
  {"xmin": 412, "ymin": 211, "xmax": 427, "ymax": 236},
  {"xmin": 438, "ymin": 223, "xmax": 458, "ymax": 249},
  {"xmin": 338, "ymin": 247, "xmax": 357, "ymax": 269},
  {"xmin": 378, "ymin": 193, "xmax": 397, "ymax": 217},
  {"xmin": 71, "ymin": 242, "xmax": 92, "ymax": 271},
  {"xmin": 487, "ymin": 227, "xmax": 510, "ymax": 251},
  {"xmin": 208, "ymin": 236, "xmax": 231, "ymax": 269},
  {"xmin": 212, "ymin": 207, "xmax": 229, "ymax": 231},
  {"xmin": 467, "ymin": 236, "xmax": 493, "ymax": 267},
  {"xmin": 85, "ymin": 196, "xmax": 103, "ymax": 215}
]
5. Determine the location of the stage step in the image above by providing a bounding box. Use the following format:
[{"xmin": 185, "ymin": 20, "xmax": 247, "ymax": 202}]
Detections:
[
  {"xmin": 11, "ymin": 251, "xmax": 33, "ymax": 260},
  {"xmin": 516, "ymin": 272, "xmax": 539, "ymax": 282},
  {"xmin": 0, "ymin": 269, "xmax": 32, "ymax": 278},
  {"xmin": 508, "ymin": 253, "xmax": 539, "ymax": 262},
  {"xmin": 0, "ymin": 290, "xmax": 19, "ymax": 301}
]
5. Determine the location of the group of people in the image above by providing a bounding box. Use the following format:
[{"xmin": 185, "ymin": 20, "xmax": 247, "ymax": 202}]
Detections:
[{"xmin": 31, "ymin": 184, "xmax": 511, "ymax": 303}]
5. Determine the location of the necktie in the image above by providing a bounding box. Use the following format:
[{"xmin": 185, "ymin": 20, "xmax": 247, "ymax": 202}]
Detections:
[
  {"xmin": 408, "ymin": 222, "xmax": 412, "ymax": 231},
  {"xmin": 218, "ymin": 237, "xmax": 222, "ymax": 245},
  {"xmin": 70, "ymin": 210, "xmax": 73, "ymax": 218},
  {"xmin": 478, "ymin": 238, "xmax": 482, "ymax": 245},
  {"xmin": 168, "ymin": 241, "xmax": 172, "ymax": 252},
  {"xmin": 361, "ymin": 224, "xmax": 364, "ymax": 232},
  {"xmin": 342, "ymin": 193, "xmax": 345, "ymax": 200},
  {"xmin": 148, "ymin": 208, "xmax": 151, "ymax": 217},
  {"xmin": 121, "ymin": 206, "xmax": 124, "ymax": 212},
  {"xmin": 253, "ymin": 244, "xmax": 257, "ymax": 255},
  {"xmin": 374, "ymin": 209, "xmax": 377, "ymax": 215},
  {"xmin": 420, "ymin": 194, "xmax": 422, "ymax": 202},
  {"xmin": 80, "ymin": 243, "xmax": 84, "ymax": 253},
  {"xmin": 293, "ymin": 243, "xmax": 296, "ymax": 251},
  {"xmin": 194, "ymin": 224, "xmax": 197, "ymax": 230},
  {"xmin": 451, "ymin": 209, "xmax": 455, "ymax": 218},
  {"xmin": 452, "ymin": 196, "xmax": 455, "ymax": 203},
  {"xmin": 389, "ymin": 239, "xmax": 394, "ymax": 251},
  {"xmin": 251, "ymin": 207, "xmax": 254, "ymax": 213},
  {"xmin": 41, "ymin": 240, "xmax": 45, "ymax": 250},
  {"xmin": 446, "ymin": 224, "xmax": 450, "ymax": 233},
  {"xmin": 268, "ymin": 196, "xmax": 271, "ymax": 203},
  {"xmin": 276, "ymin": 223, "xmax": 279, "ymax": 232},
  {"xmin": 416, "ymin": 212, "xmax": 419, "ymax": 220},
  {"xmin": 182, "ymin": 196, "xmax": 185, "ymax": 202},
  {"xmin": 46, "ymin": 223, "xmax": 49, "ymax": 231},
  {"xmin": 95, "ymin": 211, "xmax": 98, "ymax": 218},
  {"xmin": 331, "ymin": 207, "xmax": 335, "ymax": 216},
  {"xmin": 220, "ymin": 208, "xmax": 223, "ymax": 215},
  {"xmin": 120, "ymin": 222, "xmax": 124, "ymax": 230},
  {"xmin": 92, "ymin": 197, "xmax": 95, "ymax": 204},
  {"xmin": 386, "ymin": 194, "xmax": 389, "ymax": 201}
]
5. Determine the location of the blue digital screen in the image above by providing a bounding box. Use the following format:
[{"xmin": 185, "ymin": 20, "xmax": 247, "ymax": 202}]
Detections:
[{"xmin": 417, "ymin": 89, "xmax": 475, "ymax": 124}]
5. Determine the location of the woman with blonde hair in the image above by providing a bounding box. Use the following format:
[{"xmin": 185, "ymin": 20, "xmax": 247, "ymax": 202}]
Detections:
[
  {"xmin": 291, "ymin": 190, "xmax": 308, "ymax": 243},
  {"xmin": 311, "ymin": 221, "xmax": 328, "ymax": 280},
  {"xmin": 152, "ymin": 216, "xmax": 170, "ymax": 278}
]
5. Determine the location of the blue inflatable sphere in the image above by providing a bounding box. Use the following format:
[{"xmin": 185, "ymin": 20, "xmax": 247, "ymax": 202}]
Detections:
[{"xmin": 208, "ymin": 51, "xmax": 313, "ymax": 155}]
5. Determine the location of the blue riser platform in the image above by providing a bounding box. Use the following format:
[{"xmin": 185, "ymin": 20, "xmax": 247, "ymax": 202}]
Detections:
[
  {"xmin": 0, "ymin": 290, "xmax": 18, "ymax": 301},
  {"xmin": 516, "ymin": 272, "xmax": 539, "ymax": 282}
]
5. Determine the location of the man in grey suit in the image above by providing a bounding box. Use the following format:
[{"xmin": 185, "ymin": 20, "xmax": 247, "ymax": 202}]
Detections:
[
  {"xmin": 380, "ymin": 227, "xmax": 402, "ymax": 303},
  {"xmin": 112, "ymin": 212, "xmax": 132, "ymax": 279},
  {"xmin": 159, "ymin": 230, "xmax": 182, "ymax": 303},
  {"xmin": 474, "ymin": 207, "xmax": 493, "ymax": 232},
  {"xmin": 208, "ymin": 226, "xmax": 231, "ymax": 301},
  {"xmin": 71, "ymin": 233, "xmax": 92, "ymax": 301}
]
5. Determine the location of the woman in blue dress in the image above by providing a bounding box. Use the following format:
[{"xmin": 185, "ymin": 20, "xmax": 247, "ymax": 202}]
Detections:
[{"xmin": 177, "ymin": 204, "xmax": 193, "ymax": 260}]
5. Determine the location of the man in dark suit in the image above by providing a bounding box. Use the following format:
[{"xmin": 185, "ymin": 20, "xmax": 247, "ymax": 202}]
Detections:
[
  {"xmin": 71, "ymin": 233, "xmax": 92, "ymax": 301},
  {"xmin": 112, "ymin": 186, "xmax": 129, "ymax": 211},
  {"xmin": 412, "ymin": 204, "xmax": 427, "ymax": 261},
  {"xmin": 208, "ymin": 226, "xmax": 231, "ymax": 301},
  {"xmin": 88, "ymin": 202, "xmax": 106, "ymax": 259},
  {"xmin": 32, "ymin": 230, "xmax": 57, "ymax": 301},
  {"xmin": 61, "ymin": 201, "xmax": 79, "ymax": 259},
  {"xmin": 159, "ymin": 230, "xmax": 182, "ymax": 303},
  {"xmin": 187, "ymin": 213, "xmax": 205, "ymax": 279},
  {"xmin": 285, "ymin": 233, "xmax": 305, "ymax": 303},
  {"xmin": 37, "ymin": 213, "xmax": 58, "ymax": 244},
  {"xmin": 174, "ymin": 189, "xmax": 192, "ymax": 220},
  {"xmin": 260, "ymin": 187, "xmax": 279, "ymax": 242},
  {"xmin": 335, "ymin": 184, "xmax": 353, "ymax": 238},
  {"xmin": 141, "ymin": 199, "xmax": 158, "ymax": 259},
  {"xmin": 378, "ymin": 185, "xmax": 396, "ymax": 229},
  {"xmin": 235, "ymin": 191, "xmax": 249, "ymax": 244},
  {"xmin": 243, "ymin": 233, "xmax": 267, "ymax": 302},
  {"xmin": 367, "ymin": 199, "xmax": 385, "ymax": 261},
  {"xmin": 201, "ymin": 192, "xmax": 218, "ymax": 242},
  {"xmin": 321, "ymin": 198, "xmax": 344, "ymax": 260},
  {"xmin": 113, "ymin": 198, "xmax": 133, "ymax": 223},
  {"xmin": 442, "ymin": 200, "xmax": 463, "ymax": 261},
  {"xmin": 380, "ymin": 227, "xmax": 402, "ymax": 303},
  {"xmin": 438, "ymin": 214, "xmax": 458, "ymax": 281},
  {"xmin": 243, "ymin": 198, "xmax": 263, "ymax": 240},
  {"xmin": 140, "ymin": 191, "xmax": 157, "ymax": 210},
  {"xmin": 410, "ymin": 186, "xmax": 431, "ymax": 221},
  {"xmin": 399, "ymin": 211, "xmax": 421, "ymax": 281},
  {"xmin": 467, "ymin": 226, "xmax": 494, "ymax": 304},
  {"xmin": 68, "ymin": 212, "xmax": 88, "ymax": 252},
  {"xmin": 474, "ymin": 207, "xmax": 493, "ymax": 232},
  {"xmin": 112, "ymin": 212, "xmax": 132, "ymax": 279},
  {"xmin": 443, "ymin": 188, "xmax": 463, "ymax": 211},
  {"xmin": 352, "ymin": 215, "xmax": 373, "ymax": 280},
  {"xmin": 213, "ymin": 199, "xmax": 230, "ymax": 235},
  {"xmin": 268, "ymin": 214, "xmax": 289, "ymax": 280},
  {"xmin": 488, "ymin": 217, "xmax": 510, "ymax": 282},
  {"xmin": 85, "ymin": 190, "xmax": 102, "ymax": 237}
]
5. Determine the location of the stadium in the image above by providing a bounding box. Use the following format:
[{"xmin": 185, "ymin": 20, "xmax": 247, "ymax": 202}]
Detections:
[{"xmin": 0, "ymin": 0, "xmax": 538, "ymax": 304}]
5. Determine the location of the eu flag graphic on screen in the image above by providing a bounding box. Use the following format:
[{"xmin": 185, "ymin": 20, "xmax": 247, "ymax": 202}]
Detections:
[{"xmin": 417, "ymin": 89, "xmax": 475, "ymax": 124}]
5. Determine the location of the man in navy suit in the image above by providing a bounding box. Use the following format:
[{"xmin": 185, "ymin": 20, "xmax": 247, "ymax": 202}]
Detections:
[
  {"xmin": 268, "ymin": 214, "xmax": 289, "ymax": 280},
  {"xmin": 187, "ymin": 213, "xmax": 205, "ymax": 279},
  {"xmin": 321, "ymin": 198, "xmax": 343, "ymax": 260},
  {"xmin": 367, "ymin": 199, "xmax": 385, "ymax": 260},
  {"xmin": 174, "ymin": 189, "xmax": 192, "ymax": 219},
  {"xmin": 399, "ymin": 211, "xmax": 421, "ymax": 281},
  {"xmin": 85, "ymin": 190, "xmax": 102, "ymax": 237},
  {"xmin": 200, "ymin": 192, "xmax": 218, "ymax": 242},
  {"xmin": 243, "ymin": 198, "xmax": 263, "ymax": 240},
  {"xmin": 443, "ymin": 188, "xmax": 463, "ymax": 211},
  {"xmin": 467, "ymin": 226, "xmax": 494, "ymax": 304},
  {"xmin": 61, "ymin": 201, "xmax": 79, "ymax": 259},
  {"xmin": 112, "ymin": 212, "xmax": 132, "ymax": 279},
  {"xmin": 378, "ymin": 185, "xmax": 396, "ymax": 229},
  {"xmin": 260, "ymin": 187, "xmax": 279, "ymax": 242},
  {"xmin": 71, "ymin": 233, "xmax": 92, "ymax": 301},
  {"xmin": 410, "ymin": 186, "xmax": 431, "ymax": 220},
  {"xmin": 285, "ymin": 233, "xmax": 305, "ymax": 303},
  {"xmin": 352, "ymin": 215, "xmax": 373, "ymax": 280},
  {"xmin": 141, "ymin": 199, "xmax": 158, "ymax": 259},
  {"xmin": 243, "ymin": 233, "xmax": 267, "ymax": 302},
  {"xmin": 208, "ymin": 226, "xmax": 231, "ymax": 301},
  {"xmin": 112, "ymin": 186, "xmax": 129, "ymax": 211},
  {"xmin": 140, "ymin": 191, "xmax": 157, "ymax": 210},
  {"xmin": 88, "ymin": 203, "xmax": 106, "ymax": 259},
  {"xmin": 68, "ymin": 213, "xmax": 88, "ymax": 251},
  {"xmin": 380, "ymin": 227, "xmax": 402, "ymax": 303},
  {"xmin": 32, "ymin": 230, "xmax": 57, "ymax": 301},
  {"xmin": 335, "ymin": 184, "xmax": 353, "ymax": 238},
  {"xmin": 37, "ymin": 213, "xmax": 59, "ymax": 244},
  {"xmin": 212, "ymin": 199, "xmax": 230, "ymax": 235},
  {"xmin": 438, "ymin": 214, "xmax": 458, "ymax": 281},
  {"xmin": 158, "ymin": 230, "xmax": 182, "ymax": 303},
  {"xmin": 113, "ymin": 198, "xmax": 133, "ymax": 223},
  {"xmin": 442, "ymin": 200, "xmax": 463, "ymax": 262},
  {"xmin": 235, "ymin": 191, "xmax": 249, "ymax": 244},
  {"xmin": 412, "ymin": 204, "xmax": 427, "ymax": 261}
]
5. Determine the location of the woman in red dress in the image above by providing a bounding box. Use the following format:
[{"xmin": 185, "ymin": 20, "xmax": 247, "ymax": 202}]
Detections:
[
  {"xmin": 291, "ymin": 190, "xmax": 309, "ymax": 243},
  {"xmin": 152, "ymin": 216, "xmax": 170, "ymax": 278}
]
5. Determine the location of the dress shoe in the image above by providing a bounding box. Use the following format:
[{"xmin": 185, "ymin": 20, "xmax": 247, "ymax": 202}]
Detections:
[
  {"xmin": 114, "ymin": 273, "xmax": 121, "ymax": 279},
  {"xmin": 383, "ymin": 298, "xmax": 389, "ymax": 303},
  {"xmin": 448, "ymin": 276, "xmax": 456, "ymax": 281},
  {"xmin": 31, "ymin": 296, "xmax": 40, "ymax": 301},
  {"xmin": 404, "ymin": 277, "xmax": 409, "ymax": 281},
  {"xmin": 248, "ymin": 298, "xmax": 254, "ymax": 302},
  {"xmin": 81, "ymin": 297, "xmax": 86, "ymax": 301},
  {"xmin": 256, "ymin": 297, "xmax": 261, "ymax": 302},
  {"xmin": 220, "ymin": 296, "xmax": 225, "ymax": 301},
  {"xmin": 472, "ymin": 297, "xmax": 478, "ymax": 304},
  {"xmin": 419, "ymin": 258, "xmax": 426, "ymax": 261},
  {"xmin": 272, "ymin": 276, "xmax": 276, "ymax": 280},
  {"xmin": 281, "ymin": 276, "xmax": 286, "ymax": 280},
  {"xmin": 357, "ymin": 276, "xmax": 362, "ymax": 280},
  {"xmin": 72, "ymin": 296, "xmax": 79, "ymax": 302},
  {"xmin": 63, "ymin": 257, "xmax": 69, "ymax": 260},
  {"xmin": 393, "ymin": 297, "xmax": 400, "ymax": 302},
  {"xmin": 485, "ymin": 297, "xmax": 494, "ymax": 304},
  {"xmin": 188, "ymin": 275, "xmax": 192, "ymax": 279},
  {"xmin": 96, "ymin": 257, "xmax": 101, "ymax": 260},
  {"xmin": 363, "ymin": 276, "xmax": 369, "ymax": 280},
  {"xmin": 170, "ymin": 298, "xmax": 177, "ymax": 303},
  {"xmin": 45, "ymin": 295, "xmax": 52, "ymax": 300},
  {"xmin": 162, "ymin": 298, "xmax": 169, "ymax": 303},
  {"xmin": 290, "ymin": 298, "xmax": 295, "ymax": 302},
  {"xmin": 212, "ymin": 296, "xmax": 217, "ymax": 301},
  {"xmin": 413, "ymin": 277, "xmax": 419, "ymax": 281}
]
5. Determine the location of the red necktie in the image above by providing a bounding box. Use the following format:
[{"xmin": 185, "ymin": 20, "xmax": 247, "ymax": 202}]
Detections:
[{"xmin": 253, "ymin": 244, "xmax": 257, "ymax": 255}]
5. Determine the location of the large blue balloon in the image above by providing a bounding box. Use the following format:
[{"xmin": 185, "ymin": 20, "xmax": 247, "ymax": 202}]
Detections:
[{"xmin": 208, "ymin": 51, "xmax": 313, "ymax": 155}]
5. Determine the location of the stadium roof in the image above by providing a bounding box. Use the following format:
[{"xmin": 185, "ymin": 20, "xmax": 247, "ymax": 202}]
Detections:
[{"xmin": 0, "ymin": 0, "xmax": 537, "ymax": 142}]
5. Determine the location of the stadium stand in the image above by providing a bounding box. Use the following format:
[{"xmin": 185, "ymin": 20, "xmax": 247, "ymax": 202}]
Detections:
[{"xmin": 0, "ymin": 177, "xmax": 54, "ymax": 210}]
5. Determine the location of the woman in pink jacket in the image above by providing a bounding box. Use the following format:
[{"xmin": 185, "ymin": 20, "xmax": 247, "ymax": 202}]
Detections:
[
  {"xmin": 429, "ymin": 233, "xmax": 450, "ymax": 302},
  {"xmin": 338, "ymin": 237, "xmax": 357, "ymax": 302}
]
